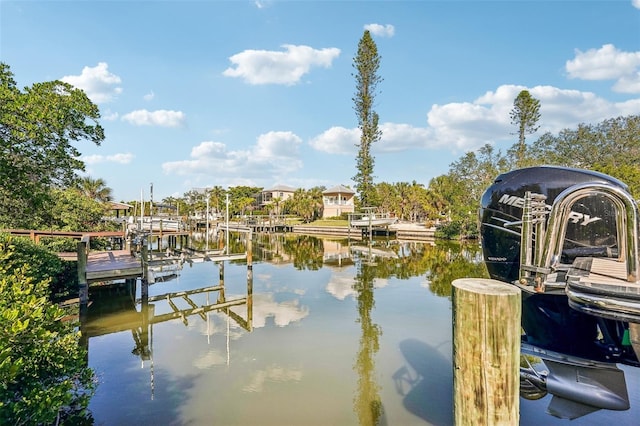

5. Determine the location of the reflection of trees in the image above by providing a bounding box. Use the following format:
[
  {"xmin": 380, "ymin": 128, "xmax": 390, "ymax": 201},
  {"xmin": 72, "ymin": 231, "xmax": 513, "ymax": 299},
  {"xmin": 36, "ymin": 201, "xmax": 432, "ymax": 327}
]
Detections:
[
  {"xmin": 347, "ymin": 239, "xmax": 488, "ymax": 298},
  {"xmin": 283, "ymin": 235, "xmax": 325, "ymax": 270},
  {"xmin": 252, "ymin": 234, "xmax": 488, "ymax": 297},
  {"xmin": 353, "ymin": 253, "xmax": 384, "ymax": 425},
  {"xmin": 424, "ymin": 242, "xmax": 488, "ymax": 297},
  {"xmin": 253, "ymin": 233, "xmax": 289, "ymax": 263},
  {"xmin": 253, "ymin": 234, "xmax": 326, "ymax": 270}
]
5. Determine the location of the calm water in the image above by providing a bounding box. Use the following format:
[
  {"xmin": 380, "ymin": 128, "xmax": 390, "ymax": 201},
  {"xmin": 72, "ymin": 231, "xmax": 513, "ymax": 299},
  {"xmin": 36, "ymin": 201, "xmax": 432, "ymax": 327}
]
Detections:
[{"xmin": 83, "ymin": 234, "xmax": 640, "ymax": 425}]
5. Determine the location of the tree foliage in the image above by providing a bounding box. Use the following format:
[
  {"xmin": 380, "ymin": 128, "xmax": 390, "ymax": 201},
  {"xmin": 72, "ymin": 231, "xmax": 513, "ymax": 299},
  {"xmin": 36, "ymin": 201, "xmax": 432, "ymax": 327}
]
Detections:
[
  {"xmin": 428, "ymin": 115, "xmax": 639, "ymax": 238},
  {"xmin": 352, "ymin": 30, "xmax": 382, "ymax": 207},
  {"xmin": 48, "ymin": 188, "xmax": 110, "ymax": 232},
  {"xmin": 227, "ymin": 185, "xmax": 262, "ymax": 217},
  {"xmin": 77, "ymin": 176, "xmax": 113, "ymax": 203},
  {"xmin": 0, "ymin": 235, "xmax": 95, "ymax": 424},
  {"xmin": 429, "ymin": 144, "xmax": 509, "ymax": 239},
  {"xmin": 527, "ymin": 115, "xmax": 640, "ymax": 196},
  {"xmin": 0, "ymin": 62, "xmax": 104, "ymax": 229},
  {"xmin": 510, "ymin": 89, "xmax": 541, "ymax": 167},
  {"xmin": 373, "ymin": 181, "xmax": 429, "ymax": 222},
  {"xmin": 284, "ymin": 187, "xmax": 324, "ymax": 222}
]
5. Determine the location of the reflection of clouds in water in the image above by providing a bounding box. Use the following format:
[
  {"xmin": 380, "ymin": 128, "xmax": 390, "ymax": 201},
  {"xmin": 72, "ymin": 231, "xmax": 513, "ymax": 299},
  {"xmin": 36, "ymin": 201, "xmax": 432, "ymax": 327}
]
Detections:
[
  {"xmin": 326, "ymin": 271, "xmax": 389, "ymax": 300},
  {"xmin": 253, "ymin": 293, "xmax": 309, "ymax": 327},
  {"xmin": 326, "ymin": 272, "xmax": 356, "ymax": 300},
  {"xmin": 373, "ymin": 278, "xmax": 389, "ymax": 289},
  {"xmin": 243, "ymin": 364, "xmax": 303, "ymax": 392},
  {"xmin": 258, "ymin": 272, "xmax": 306, "ymax": 296},
  {"xmin": 420, "ymin": 276, "xmax": 432, "ymax": 289},
  {"xmin": 256, "ymin": 272, "xmax": 271, "ymax": 281},
  {"xmin": 193, "ymin": 349, "xmax": 227, "ymax": 369},
  {"xmin": 191, "ymin": 309, "xmax": 247, "ymax": 340}
]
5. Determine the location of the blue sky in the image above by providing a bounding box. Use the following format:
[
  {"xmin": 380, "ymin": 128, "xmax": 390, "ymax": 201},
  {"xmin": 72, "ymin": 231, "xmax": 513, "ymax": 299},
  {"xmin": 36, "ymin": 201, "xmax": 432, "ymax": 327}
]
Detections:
[{"xmin": 2, "ymin": 1, "xmax": 640, "ymax": 202}]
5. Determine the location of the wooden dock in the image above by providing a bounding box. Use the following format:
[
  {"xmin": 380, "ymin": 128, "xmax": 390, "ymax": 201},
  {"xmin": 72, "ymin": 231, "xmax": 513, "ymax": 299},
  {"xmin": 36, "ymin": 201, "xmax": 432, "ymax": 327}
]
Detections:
[{"xmin": 85, "ymin": 250, "xmax": 142, "ymax": 283}]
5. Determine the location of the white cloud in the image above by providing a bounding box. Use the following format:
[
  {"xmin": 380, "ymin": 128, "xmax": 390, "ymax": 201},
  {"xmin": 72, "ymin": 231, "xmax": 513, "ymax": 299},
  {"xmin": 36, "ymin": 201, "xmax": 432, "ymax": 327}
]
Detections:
[
  {"xmin": 121, "ymin": 109, "xmax": 186, "ymax": 127},
  {"xmin": 309, "ymin": 123, "xmax": 432, "ymax": 155},
  {"xmin": 633, "ymin": 0, "xmax": 640, "ymax": 9},
  {"xmin": 102, "ymin": 109, "xmax": 119, "ymax": 121},
  {"xmin": 82, "ymin": 153, "xmax": 134, "ymax": 165},
  {"xmin": 143, "ymin": 90, "xmax": 155, "ymax": 101},
  {"xmin": 61, "ymin": 62, "xmax": 122, "ymax": 104},
  {"xmin": 254, "ymin": 0, "xmax": 272, "ymax": 8},
  {"xmin": 566, "ymin": 44, "xmax": 640, "ymax": 94},
  {"xmin": 427, "ymin": 84, "xmax": 640, "ymax": 152},
  {"xmin": 364, "ymin": 23, "xmax": 395, "ymax": 37},
  {"xmin": 162, "ymin": 131, "xmax": 303, "ymax": 183},
  {"xmin": 223, "ymin": 44, "xmax": 341, "ymax": 85},
  {"xmin": 311, "ymin": 83, "xmax": 640, "ymax": 157},
  {"xmin": 309, "ymin": 126, "xmax": 358, "ymax": 154},
  {"xmin": 376, "ymin": 123, "xmax": 432, "ymax": 152}
]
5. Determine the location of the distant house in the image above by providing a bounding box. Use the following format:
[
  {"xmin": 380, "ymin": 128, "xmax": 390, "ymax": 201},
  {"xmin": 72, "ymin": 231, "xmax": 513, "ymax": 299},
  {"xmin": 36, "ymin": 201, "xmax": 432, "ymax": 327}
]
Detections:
[
  {"xmin": 322, "ymin": 185, "xmax": 355, "ymax": 218},
  {"xmin": 109, "ymin": 201, "xmax": 133, "ymax": 218},
  {"xmin": 258, "ymin": 185, "xmax": 297, "ymax": 211}
]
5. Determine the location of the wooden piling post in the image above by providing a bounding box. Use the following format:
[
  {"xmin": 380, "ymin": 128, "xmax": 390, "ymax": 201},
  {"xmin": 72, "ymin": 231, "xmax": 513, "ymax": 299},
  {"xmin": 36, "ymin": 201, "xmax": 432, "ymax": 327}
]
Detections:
[
  {"xmin": 452, "ymin": 278, "xmax": 521, "ymax": 426},
  {"xmin": 246, "ymin": 230, "xmax": 252, "ymax": 271},
  {"xmin": 141, "ymin": 241, "xmax": 149, "ymax": 299},
  {"xmin": 246, "ymin": 230, "xmax": 253, "ymax": 330},
  {"xmin": 77, "ymin": 239, "xmax": 88, "ymax": 307}
]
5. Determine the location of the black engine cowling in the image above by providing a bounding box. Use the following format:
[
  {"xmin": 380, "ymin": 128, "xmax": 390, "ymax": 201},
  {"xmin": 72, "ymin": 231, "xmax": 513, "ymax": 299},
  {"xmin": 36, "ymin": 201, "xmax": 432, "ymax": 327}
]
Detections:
[{"xmin": 479, "ymin": 165, "xmax": 630, "ymax": 283}]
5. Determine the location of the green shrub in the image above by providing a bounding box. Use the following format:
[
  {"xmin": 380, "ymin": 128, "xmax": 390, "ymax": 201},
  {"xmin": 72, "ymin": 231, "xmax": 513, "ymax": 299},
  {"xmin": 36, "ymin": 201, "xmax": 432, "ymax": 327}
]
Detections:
[
  {"xmin": 0, "ymin": 245, "xmax": 95, "ymax": 424},
  {"xmin": 0, "ymin": 234, "xmax": 63, "ymax": 288},
  {"xmin": 39, "ymin": 236, "xmax": 79, "ymax": 253},
  {"xmin": 434, "ymin": 221, "xmax": 462, "ymax": 240}
]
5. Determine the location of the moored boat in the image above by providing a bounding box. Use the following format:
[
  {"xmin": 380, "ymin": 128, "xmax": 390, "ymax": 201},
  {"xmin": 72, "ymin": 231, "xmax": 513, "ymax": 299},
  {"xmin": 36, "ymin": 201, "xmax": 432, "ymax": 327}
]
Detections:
[
  {"xmin": 349, "ymin": 208, "xmax": 397, "ymax": 227},
  {"xmin": 479, "ymin": 165, "xmax": 640, "ymax": 418}
]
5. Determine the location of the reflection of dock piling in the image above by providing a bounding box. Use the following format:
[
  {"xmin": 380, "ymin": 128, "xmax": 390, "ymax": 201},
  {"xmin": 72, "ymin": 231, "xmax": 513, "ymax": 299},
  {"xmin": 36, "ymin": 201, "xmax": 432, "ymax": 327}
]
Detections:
[
  {"xmin": 77, "ymin": 228, "xmax": 253, "ymax": 306},
  {"xmin": 452, "ymin": 278, "xmax": 521, "ymax": 426},
  {"xmin": 79, "ymin": 230, "xmax": 254, "ymax": 379}
]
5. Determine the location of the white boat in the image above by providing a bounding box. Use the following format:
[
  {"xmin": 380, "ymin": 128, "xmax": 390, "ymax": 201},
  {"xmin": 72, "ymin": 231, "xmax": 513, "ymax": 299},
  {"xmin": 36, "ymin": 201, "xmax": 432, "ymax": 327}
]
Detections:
[{"xmin": 349, "ymin": 212, "xmax": 397, "ymax": 227}]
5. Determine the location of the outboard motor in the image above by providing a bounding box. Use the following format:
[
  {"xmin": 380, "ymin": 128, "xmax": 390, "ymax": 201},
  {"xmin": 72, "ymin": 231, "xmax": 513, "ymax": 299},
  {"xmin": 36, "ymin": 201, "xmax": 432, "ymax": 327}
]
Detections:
[
  {"xmin": 481, "ymin": 166, "xmax": 640, "ymax": 415},
  {"xmin": 479, "ymin": 165, "xmax": 630, "ymax": 284}
]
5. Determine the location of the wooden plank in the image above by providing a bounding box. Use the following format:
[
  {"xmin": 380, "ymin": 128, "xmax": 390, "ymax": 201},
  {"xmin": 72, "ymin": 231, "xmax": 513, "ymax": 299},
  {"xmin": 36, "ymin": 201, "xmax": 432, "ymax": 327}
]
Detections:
[
  {"xmin": 57, "ymin": 252, "xmax": 78, "ymax": 261},
  {"xmin": 579, "ymin": 258, "xmax": 637, "ymax": 287},
  {"xmin": 86, "ymin": 250, "xmax": 142, "ymax": 282}
]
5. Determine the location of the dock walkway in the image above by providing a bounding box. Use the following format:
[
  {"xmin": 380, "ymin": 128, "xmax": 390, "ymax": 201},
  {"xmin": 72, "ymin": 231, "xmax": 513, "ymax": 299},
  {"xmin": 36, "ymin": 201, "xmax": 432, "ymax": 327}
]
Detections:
[{"xmin": 85, "ymin": 250, "xmax": 142, "ymax": 283}]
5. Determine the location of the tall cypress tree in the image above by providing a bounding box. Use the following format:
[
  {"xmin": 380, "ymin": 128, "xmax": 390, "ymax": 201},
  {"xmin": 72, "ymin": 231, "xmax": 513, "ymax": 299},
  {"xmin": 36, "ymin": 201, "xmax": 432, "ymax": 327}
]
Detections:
[
  {"xmin": 352, "ymin": 30, "xmax": 382, "ymax": 207},
  {"xmin": 510, "ymin": 89, "xmax": 541, "ymax": 167}
]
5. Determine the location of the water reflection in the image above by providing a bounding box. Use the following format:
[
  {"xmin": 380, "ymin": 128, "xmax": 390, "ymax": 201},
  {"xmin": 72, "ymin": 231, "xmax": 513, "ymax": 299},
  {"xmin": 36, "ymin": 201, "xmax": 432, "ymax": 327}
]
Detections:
[
  {"xmin": 79, "ymin": 234, "xmax": 640, "ymax": 425},
  {"xmin": 352, "ymin": 243, "xmax": 385, "ymax": 426},
  {"xmin": 346, "ymin": 239, "xmax": 488, "ymax": 426},
  {"xmin": 393, "ymin": 339, "xmax": 453, "ymax": 425},
  {"xmin": 82, "ymin": 260, "xmax": 253, "ymax": 383}
]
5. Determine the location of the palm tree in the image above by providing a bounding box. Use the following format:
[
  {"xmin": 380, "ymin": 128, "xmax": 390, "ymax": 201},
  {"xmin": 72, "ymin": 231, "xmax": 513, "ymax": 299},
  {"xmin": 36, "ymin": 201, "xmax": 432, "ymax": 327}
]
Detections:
[{"xmin": 77, "ymin": 176, "xmax": 113, "ymax": 202}]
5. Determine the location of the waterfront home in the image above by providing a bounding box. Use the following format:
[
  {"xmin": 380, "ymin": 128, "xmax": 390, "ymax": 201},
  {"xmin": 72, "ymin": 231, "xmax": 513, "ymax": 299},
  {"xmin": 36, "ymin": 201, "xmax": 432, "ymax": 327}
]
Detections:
[
  {"xmin": 322, "ymin": 185, "xmax": 355, "ymax": 218},
  {"xmin": 257, "ymin": 185, "xmax": 296, "ymax": 213}
]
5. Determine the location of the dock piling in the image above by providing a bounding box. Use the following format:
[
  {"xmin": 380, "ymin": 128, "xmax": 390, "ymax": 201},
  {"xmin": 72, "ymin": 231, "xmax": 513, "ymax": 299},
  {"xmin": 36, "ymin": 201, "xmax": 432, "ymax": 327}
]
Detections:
[
  {"xmin": 77, "ymin": 239, "xmax": 88, "ymax": 307},
  {"xmin": 452, "ymin": 278, "xmax": 521, "ymax": 426}
]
